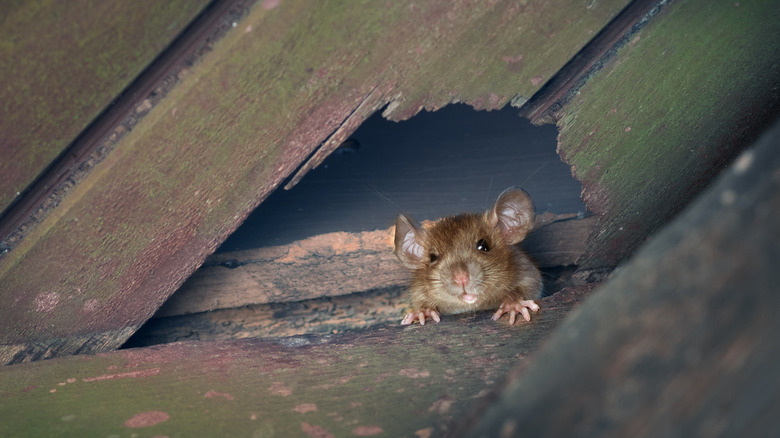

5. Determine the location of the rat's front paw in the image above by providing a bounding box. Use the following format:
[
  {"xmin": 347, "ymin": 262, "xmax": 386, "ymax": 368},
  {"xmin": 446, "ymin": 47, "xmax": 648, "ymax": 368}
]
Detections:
[
  {"xmin": 492, "ymin": 299, "xmax": 539, "ymax": 325},
  {"xmin": 401, "ymin": 309, "xmax": 441, "ymax": 326}
]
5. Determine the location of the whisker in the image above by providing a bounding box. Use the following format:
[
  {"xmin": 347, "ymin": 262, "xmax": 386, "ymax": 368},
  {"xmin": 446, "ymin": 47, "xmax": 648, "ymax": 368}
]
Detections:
[
  {"xmin": 482, "ymin": 176, "xmax": 494, "ymax": 209},
  {"xmin": 519, "ymin": 160, "xmax": 550, "ymax": 188},
  {"xmin": 365, "ymin": 183, "xmax": 402, "ymax": 210}
]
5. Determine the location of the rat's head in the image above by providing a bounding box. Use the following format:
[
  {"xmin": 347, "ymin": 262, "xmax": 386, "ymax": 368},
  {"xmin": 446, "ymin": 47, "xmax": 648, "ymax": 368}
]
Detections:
[{"xmin": 393, "ymin": 187, "xmax": 536, "ymax": 307}]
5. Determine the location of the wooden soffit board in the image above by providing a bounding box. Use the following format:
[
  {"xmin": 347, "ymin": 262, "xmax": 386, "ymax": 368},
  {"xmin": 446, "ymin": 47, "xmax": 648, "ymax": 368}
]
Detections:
[
  {"xmin": 0, "ymin": 0, "xmax": 211, "ymax": 213},
  {"xmin": 0, "ymin": 0, "xmax": 631, "ymax": 364}
]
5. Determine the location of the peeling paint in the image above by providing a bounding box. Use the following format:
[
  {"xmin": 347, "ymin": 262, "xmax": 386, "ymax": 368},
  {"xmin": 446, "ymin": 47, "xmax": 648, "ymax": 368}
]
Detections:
[
  {"xmin": 398, "ymin": 368, "xmax": 430, "ymax": 379},
  {"xmin": 34, "ymin": 292, "xmax": 59, "ymax": 312},
  {"xmin": 82, "ymin": 368, "xmax": 160, "ymax": 382},
  {"xmin": 428, "ymin": 396, "xmax": 454, "ymax": 414},
  {"xmin": 352, "ymin": 425, "xmax": 384, "ymax": 436},
  {"xmin": 415, "ymin": 427, "xmax": 434, "ymax": 438},
  {"xmin": 262, "ymin": 0, "xmax": 280, "ymax": 10},
  {"xmin": 269, "ymin": 382, "xmax": 292, "ymax": 396},
  {"xmin": 301, "ymin": 422, "xmax": 334, "ymax": 438},
  {"xmin": 124, "ymin": 411, "xmax": 170, "ymax": 428},
  {"xmin": 204, "ymin": 390, "xmax": 234, "ymax": 400},
  {"xmin": 294, "ymin": 403, "xmax": 318, "ymax": 413}
]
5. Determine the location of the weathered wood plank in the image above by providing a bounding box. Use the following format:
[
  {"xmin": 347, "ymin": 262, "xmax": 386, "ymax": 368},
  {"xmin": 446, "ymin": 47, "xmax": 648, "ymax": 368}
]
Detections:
[
  {"xmin": 460, "ymin": 115, "xmax": 780, "ymax": 437},
  {"xmin": 0, "ymin": 0, "xmax": 211, "ymax": 213},
  {"xmin": 126, "ymin": 286, "xmax": 409, "ymax": 347},
  {"xmin": 0, "ymin": 0, "xmax": 629, "ymax": 364},
  {"xmin": 158, "ymin": 228, "xmax": 406, "ymax": 317},
  {"xmin": 0, "ymin": 286, "xmax": 594, "ymax": 437},
  {"xmin": 554, "ymin": 0, "xmax": 780, "ymax": 270},
  {"xmin": 155, "ymin": 213, "xmax": 596, "ymax": 318}
]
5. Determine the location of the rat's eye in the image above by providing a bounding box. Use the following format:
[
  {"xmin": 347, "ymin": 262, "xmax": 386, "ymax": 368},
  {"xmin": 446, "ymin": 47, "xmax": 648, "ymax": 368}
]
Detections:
[
  {"xmin": 429, "ymin": 253, "xmax": 439, "ymax": 263},
  {"xmin": 476, "ymin": 239, "xmax": 490, "ymax": 252}
]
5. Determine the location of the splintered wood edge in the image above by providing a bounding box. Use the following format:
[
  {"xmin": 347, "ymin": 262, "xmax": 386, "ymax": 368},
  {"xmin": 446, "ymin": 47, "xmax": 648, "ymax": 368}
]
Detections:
[{"xmin": 154, "ymin": 213, "xmax": 598, "ymax": 317}]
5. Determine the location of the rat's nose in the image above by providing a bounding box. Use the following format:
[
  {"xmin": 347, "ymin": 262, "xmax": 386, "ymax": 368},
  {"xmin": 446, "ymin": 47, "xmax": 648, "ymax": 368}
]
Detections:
[{"xmin": 452, "ymin": 268, "xmax": 470, "ymax": 286}]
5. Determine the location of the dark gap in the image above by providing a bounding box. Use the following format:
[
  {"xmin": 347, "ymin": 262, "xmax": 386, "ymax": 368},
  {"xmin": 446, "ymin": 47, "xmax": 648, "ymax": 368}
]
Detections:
[{"xmin": 218, "ymin": 103, "xmax": 584, "ymax": 251}]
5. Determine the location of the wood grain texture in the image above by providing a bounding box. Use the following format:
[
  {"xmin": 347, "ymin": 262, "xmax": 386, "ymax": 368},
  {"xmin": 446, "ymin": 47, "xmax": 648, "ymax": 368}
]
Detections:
[
  {"xmin": 555, "ymin": 0, "xmax": 780, "ymax": 270},
  {"xmin": 0, "ymin": 286, "xmax": 593, "ymax": 437},
  {"xmin": 125, "ymin": 265, "xmax": 584, "ymax": 347},
  {"xmin": 126, "ymin": 286, "xmax": 408, "ymax": 347},
  {"xmin": 0, "ymin": 0, "xmax": 629, "ymax": 365},
  {"xmin": 0, "ymin": 0, "xmax": 211, "ymax": 213},
  {"xmin": 461, "ymin": 116, "xmax": 780, "ymax": 437}
]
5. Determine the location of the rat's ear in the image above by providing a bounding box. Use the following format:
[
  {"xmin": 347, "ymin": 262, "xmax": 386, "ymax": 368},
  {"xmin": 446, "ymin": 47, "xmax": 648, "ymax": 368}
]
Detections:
[
  {"xmin": 487, "ymin": 187, "xmax": 536, "ymax": 244},
  {"xmin": 394, "ymin": 215, "xmax": 426, "ymax": 269}
]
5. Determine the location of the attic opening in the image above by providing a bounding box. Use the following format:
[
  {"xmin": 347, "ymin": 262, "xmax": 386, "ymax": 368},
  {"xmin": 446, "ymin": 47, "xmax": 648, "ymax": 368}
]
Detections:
[{"xmin": 122, "ymin": 104, "xmax": 589, "ymax": 349}]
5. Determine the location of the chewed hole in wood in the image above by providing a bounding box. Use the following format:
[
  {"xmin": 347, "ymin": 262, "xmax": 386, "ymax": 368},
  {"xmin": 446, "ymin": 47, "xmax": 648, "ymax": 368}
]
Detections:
[{"xmin": 123, "ymin": 104, "xmax": 593, "ymax": 348}]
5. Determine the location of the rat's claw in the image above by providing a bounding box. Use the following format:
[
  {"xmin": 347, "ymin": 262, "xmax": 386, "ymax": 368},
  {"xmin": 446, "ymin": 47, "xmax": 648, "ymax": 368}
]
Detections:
[
  {"xmin": 401, "ymin": 309, "xmax": 441, "ymax": 326},
  {"xmin": 491, "ymin": 307, "xmax": 503, "ymax": 322},
  {"xmin": 521, "ymin": 299, "xmax": 540, "ymax": 313},
  {"xmin": 493, "ymin": 299, "xmax": 539, "ymax": 325},
  {"xmin": 520, "ymin": 306, "xmax": 531, "ymax": 322}
]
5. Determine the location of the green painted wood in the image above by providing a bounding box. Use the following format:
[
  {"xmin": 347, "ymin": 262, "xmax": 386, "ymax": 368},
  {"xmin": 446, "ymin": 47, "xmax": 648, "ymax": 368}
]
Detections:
[
  {"xmin": 463, "ymin": 114, "xmax": 780, "ymax": 438},
  {"xmin": 0, "ymin": 0, "xmax": 211, "ymax": 213},
  {"xmin": 0, "ymin": 288, "xmax": 589, "ymax": 437},
  {"xmin": 0, "ymin": 0, "xmax": 629, "ymax": 364},
  {"xmin": 555, "ymin": 0, "xmax": 780, "ymax": 269}
]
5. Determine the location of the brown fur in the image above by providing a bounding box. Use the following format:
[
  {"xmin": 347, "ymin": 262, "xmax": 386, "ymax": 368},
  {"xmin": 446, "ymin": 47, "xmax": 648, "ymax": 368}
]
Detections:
[{"xmin": 394, "ymin": 188, "xmax": 542, "ymax": 318}]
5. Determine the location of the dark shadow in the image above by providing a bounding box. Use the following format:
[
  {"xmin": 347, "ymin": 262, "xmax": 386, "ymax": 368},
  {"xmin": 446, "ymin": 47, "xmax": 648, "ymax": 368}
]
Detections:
[{"xmin": 218, "ymin": 103, "xmax": 584, "ymax": 251}]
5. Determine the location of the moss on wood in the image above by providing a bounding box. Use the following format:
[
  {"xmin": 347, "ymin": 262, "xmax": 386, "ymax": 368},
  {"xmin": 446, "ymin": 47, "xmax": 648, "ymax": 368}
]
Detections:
[
  {"xmin": 556, "ymin": 0, "xmax": 780, "ymax": 268},
  {"xmin": 464, "ymin": 115, "xmax": 780, "ymax": 438},
  {"xmin": 0, "ymin": 287, "xmax": 589, "ymax": 436}
]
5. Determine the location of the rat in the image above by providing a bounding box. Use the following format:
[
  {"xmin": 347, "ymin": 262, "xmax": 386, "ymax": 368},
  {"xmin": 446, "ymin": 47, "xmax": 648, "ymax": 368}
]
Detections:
[{"xmin": 393, "ymin": 187, "xmax": 542, "ymax": 326}]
